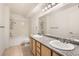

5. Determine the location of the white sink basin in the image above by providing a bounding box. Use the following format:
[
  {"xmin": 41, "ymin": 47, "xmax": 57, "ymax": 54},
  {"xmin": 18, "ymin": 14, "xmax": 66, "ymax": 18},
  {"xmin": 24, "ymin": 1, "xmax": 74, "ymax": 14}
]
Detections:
[
  {"xmin": 49, "ymin": 40, "xmax": 75, "ymax": 50},
  {"xmin": 32, "ymin": 35, "xmax": 43, "ymax": 38}
]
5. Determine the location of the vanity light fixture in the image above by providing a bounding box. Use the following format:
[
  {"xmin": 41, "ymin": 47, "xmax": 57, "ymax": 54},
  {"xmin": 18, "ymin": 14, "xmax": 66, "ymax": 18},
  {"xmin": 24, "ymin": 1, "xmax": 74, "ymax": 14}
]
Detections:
[
  {"xmin": 42, "ymin": 3, "xmax": 59, "ymax": 12},
  {"xmin": 42, "ymin": 7, "xmax": 48, "ymax": 12}
]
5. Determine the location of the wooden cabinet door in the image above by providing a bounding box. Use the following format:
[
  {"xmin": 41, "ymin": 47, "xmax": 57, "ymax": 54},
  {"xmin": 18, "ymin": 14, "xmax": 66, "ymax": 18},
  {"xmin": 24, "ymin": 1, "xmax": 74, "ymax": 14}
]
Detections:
[
  {"xmin": 32, "ymin": 39, "xmax": 36, "ymax": 55},
  {"xmin": 52, "ymin": 51, "xmax": 60, "ymax": 56},
  {"xmin": 36, "ymin": 41, "xmax": 41, "ymax": 56},
  {"xmin": 41, "ymin": 45, "xmax": 51, "ymax": 56},
  {"xmin": 30, "ymin": 37, "xmax": 32, "ymax": 50},
  {"xmin": 36, "ymin": 42, "xmax": 40, "ymax": 48},
  {"xmin": 36, "ymin": 52, "xmax": 40, "ymax": 56}
]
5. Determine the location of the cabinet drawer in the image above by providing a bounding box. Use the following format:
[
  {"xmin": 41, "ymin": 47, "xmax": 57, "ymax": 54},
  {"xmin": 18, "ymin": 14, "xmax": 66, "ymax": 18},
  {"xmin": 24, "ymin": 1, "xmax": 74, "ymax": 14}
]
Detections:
[{"xmin": 36, "ymin": 42, "xmax": 40, "ymax": 48}]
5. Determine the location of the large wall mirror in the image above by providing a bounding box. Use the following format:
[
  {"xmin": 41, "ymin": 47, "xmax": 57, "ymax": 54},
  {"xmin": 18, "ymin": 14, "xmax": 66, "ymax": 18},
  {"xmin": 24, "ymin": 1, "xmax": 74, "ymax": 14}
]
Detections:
[{"xmin": 39, "ymin": 4, "xmax": 79, "ymax": 39}]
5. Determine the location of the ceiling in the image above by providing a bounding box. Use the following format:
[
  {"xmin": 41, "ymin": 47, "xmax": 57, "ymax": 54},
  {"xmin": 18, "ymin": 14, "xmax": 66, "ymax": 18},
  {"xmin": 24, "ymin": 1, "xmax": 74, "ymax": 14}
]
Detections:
[{"xmin": 7, "ymin": 3, "xmax": 38, "ymax": 17}]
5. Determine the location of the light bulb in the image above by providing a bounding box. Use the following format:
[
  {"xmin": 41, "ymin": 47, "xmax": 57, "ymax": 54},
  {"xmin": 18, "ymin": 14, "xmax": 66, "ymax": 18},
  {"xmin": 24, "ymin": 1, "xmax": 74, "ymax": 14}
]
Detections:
[
  {"xmin": 48, "ymin": 4, "xmax": 51, "ymax": 8},
  {"xmin": 42, "ymin": 9, "xmax": 45, "ymax": 12},
  {"xmin": 44, "ymin": 7, "xmax": 48, "ymax": 10}
]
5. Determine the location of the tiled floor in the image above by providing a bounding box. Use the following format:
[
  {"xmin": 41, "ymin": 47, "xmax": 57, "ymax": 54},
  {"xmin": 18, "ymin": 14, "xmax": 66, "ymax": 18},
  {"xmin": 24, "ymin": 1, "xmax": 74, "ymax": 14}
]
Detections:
[{"xmin": 2, "ymin": 45, "xmax": 33, "ymax": 56}]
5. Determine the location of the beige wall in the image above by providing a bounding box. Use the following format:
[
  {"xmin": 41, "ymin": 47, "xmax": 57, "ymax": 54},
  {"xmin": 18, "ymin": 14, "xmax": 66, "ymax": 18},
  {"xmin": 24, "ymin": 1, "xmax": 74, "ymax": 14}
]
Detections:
[
  {"xmin": 0, "ymin": 4, "xmax": 10, "ymax": 55},
  {"xmin": 29, "ymin": 4, "xmax": 43, "ymax": 34},
  {"xmin": 10, "ymin": 13, "xmax": 29, "ymax": 37}
]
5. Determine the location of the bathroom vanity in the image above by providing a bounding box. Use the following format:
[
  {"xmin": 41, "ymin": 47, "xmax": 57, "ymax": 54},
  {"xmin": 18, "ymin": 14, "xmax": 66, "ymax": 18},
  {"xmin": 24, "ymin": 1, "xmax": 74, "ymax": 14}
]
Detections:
[
  {"xmin": 30, "ymin": 35, "xmax": 63, "ymax": 56},
  {"xmin": 30, "ymin": 35, "xmax": 79, "ymax": 56}
]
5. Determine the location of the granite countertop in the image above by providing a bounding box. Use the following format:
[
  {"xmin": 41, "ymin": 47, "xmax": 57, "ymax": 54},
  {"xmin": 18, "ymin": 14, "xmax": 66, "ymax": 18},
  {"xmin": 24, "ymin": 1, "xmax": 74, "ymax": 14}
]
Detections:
[{"xmin": 31, "ymin": 35, "xmax": 79, "ymax": 56}]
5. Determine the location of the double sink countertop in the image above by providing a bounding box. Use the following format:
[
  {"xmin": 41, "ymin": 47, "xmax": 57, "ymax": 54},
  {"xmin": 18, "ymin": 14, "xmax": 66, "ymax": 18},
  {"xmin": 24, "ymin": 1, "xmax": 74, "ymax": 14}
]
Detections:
[{"xmin": 31, "ymin": 34, "xmax": 79, "ymax": 56}]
